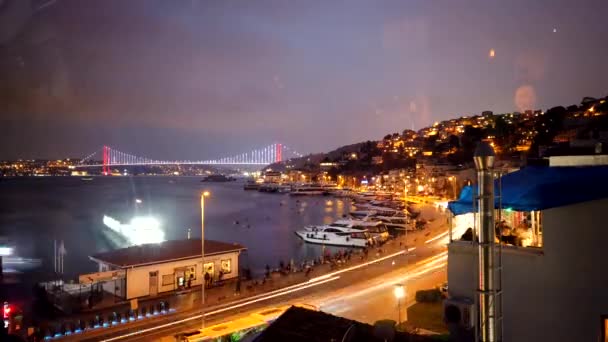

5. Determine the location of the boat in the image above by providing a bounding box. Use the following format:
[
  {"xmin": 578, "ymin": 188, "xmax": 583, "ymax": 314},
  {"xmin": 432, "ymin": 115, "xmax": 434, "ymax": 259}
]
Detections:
[
  {"xmin": 308, "ymin": 219, "xmax": 390, "ymax": 242},
  {"xmin": 277, "ymin": 184, "xmax": 292, "ymax": 193},
  {"xmin": 290, "ymin": 184, "xmax": 326, "ymax": 196},
  {"xmin": 294, "ymin": 225, "xmax": 372, "ymax": 247},
  {"xmin": 350, "ymin": 209, "xmax": 377, "ymax": 218},
  {"xmin": 81, "ymin": 177, "xmax": 94, "ymax": 181},
  {"xmin": 365, "ymin": 215, "xmax": 413, "ymax": 232},
  {"xmin": 243, "ymin": 181, "xmax": 261, "ymax": 190},
  {"xmin": 332, "ymin": 188, "xmax": 354, "ymax": 197},
  {"xmin": 364, "ymin": 206, "xmax": 402, "ymax": 216},
  {"xmin": 201, "ymin": 174, "xmax": 235, "ymax": 182},
  {"xmin": 259, "ymin": 183, "xmax": 278, "ymax": 193}
]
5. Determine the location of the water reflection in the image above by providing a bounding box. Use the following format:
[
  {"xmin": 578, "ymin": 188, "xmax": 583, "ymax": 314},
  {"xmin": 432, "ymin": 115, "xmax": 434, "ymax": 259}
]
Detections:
[{"xmin": 0, "ymin": 177, "xmax": 352, "ymax": 278}]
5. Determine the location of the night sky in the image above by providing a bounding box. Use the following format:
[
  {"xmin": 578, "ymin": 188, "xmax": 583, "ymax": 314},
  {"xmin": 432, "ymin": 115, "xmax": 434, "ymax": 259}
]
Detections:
[{"xmin": 1, "ymin": 0, "xmax": 607, "ymax": 159}]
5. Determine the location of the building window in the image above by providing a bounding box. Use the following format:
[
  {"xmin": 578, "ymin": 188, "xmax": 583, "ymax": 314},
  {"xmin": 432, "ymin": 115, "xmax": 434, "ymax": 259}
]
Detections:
[
  {"xmin": 185, "ymin": 265, "xmax": 196, "ymax": 280},
  {"xmin": 496, "ymin": 210, "xmax": 543, "ymax": 248},
  {"xmin": 162, "ymin": 274, "xmax": 174, "ymax": 286},
  {"xmin": 204, "ymin": 262, "xmax": 214, "ymax": 278},
  {"xmin": 221, "ymin": 259, "xmax": 231, "ymax": 274}
]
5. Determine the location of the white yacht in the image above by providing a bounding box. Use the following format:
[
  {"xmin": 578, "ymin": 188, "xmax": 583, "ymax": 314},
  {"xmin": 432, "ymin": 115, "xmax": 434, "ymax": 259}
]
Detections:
[
  {"xmin": 295, "ymin": 226, "xmax": 371, "ymax": 247},
  {"xmin": 365, "ymin": 216, "xmax": 412, "ymax": 232},
  {"xmin": 350, "ymin": 209, "xmax": 377, "ymax": 218},
  {"xmin": 305, "ymin": 219, "xmax": 389, "ymax": 242},
  {"xmin": 359, "ymin": 205, "xmax": 401, "ymax": 216},
  {"xmin": 330, "ymin": 219, "xmax": 390, "ymax": 242},
  {"xmin": 290, "ymin": 184, "xmax": 326, "ymax": 196}
]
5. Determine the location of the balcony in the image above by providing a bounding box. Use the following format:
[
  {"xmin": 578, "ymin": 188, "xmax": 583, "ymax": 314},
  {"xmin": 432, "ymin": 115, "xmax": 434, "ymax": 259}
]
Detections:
[{"xmin": 449, "ymin": 209, "xmax": 543, "ymax": 251}]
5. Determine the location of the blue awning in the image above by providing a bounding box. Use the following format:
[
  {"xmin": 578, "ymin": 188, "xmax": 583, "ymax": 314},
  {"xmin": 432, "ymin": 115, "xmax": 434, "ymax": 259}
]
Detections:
[{"xmin": 447, "ymin": 166, "xmax": 608, "ymax": 215}]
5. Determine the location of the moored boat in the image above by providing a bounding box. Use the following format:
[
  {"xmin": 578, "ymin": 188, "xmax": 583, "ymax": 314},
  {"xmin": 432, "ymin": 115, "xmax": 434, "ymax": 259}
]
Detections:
[
  {"xmin": 295, "ymin": 226, "xmax": 371, "ymax": 247},
  {"xmin": 244, "ymin": 181, "xmax": 261, "ymax": 190},
  {"xmin": 290, "ymin": 184, "xmax": 326, "ymax": 196}
]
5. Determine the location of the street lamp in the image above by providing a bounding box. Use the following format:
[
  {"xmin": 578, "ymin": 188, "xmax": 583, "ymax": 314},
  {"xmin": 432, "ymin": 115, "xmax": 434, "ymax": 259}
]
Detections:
[
  {"xmin": 394, "ymin": 284, "xmax": 406, "ymax": 324},
  {"xmin": 200, "ymin": 191, "xmax": 210, "ymax": 330},
  {"xmin": 448, "ymin": 176, "xmax": 456, "ymax": 199}
]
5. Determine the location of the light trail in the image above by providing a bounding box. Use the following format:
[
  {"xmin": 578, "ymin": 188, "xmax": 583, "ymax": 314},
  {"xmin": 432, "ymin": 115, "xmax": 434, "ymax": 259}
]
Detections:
[
  {"xmin": 319, "ymin": 260, "xmax": 447, "ymax": 314},
  {"xmin": 320, "ymin": 253, "xmax": 447, "ymax": 306},
  {"xmin": 204, "ymin": 276, "xmax": 340, "ymax": 316},
  {"xmin": 414, "ymin": 250, "xmax": 448, "ymax": 267},
  {"xmin": 99, "ymin": 276, "xmax": 340, "ymax": 342},
  {"xmin": 309, "ymin": 247, "xmax": 414, "ymax": 283},
  {"xmin": 424, "ymin": 231, "xmax": 449, "ymax": 244},
  {"xmin": 99, "ymin": 248, "xmax": 414, "ymax": 341}
]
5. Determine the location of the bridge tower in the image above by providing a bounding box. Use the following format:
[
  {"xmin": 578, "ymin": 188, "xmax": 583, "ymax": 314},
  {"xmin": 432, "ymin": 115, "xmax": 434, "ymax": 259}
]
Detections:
[
  {"xmin": 276, "ymin": 143, "xmax": 282, "ymax": 163},
  {"xmin": 102, "ymin": 146, "xmax": 110, "ymax": 175}
]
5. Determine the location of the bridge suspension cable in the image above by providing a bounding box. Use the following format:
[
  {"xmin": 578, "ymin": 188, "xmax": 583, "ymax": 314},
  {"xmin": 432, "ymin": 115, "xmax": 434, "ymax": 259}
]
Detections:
[{"xmin": 77, "ymin": 143, "xmax": 303, "ymax": 168}]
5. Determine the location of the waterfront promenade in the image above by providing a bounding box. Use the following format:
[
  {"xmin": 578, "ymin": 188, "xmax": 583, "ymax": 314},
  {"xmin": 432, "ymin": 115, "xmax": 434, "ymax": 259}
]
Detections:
[{"xmin": 39, "ymin": 202, "xmax": 449, "ymax": 341}]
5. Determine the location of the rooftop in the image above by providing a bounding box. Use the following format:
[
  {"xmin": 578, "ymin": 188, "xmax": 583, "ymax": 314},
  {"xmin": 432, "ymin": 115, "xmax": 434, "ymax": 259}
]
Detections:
[
  {"xmin": 90, "ymin": 239, "xmax": 246, "ymax": 268},
  {"xmin": 254, "ymin": 306, "xmax": 440, "ymax": 342}
]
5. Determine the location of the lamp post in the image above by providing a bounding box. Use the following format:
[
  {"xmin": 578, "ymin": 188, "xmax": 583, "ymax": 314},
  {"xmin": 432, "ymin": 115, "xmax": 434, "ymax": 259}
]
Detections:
[
  {"xmin": 448, "ymin": 176, "xmax": 456, "ymax": 200},
  {"xmin": 200, "ymin": 191, "xmax": 210, "ymax": 330},
  {"xmin": 394, "ymin": 284, "xmax": 405, "ymax": 324}
]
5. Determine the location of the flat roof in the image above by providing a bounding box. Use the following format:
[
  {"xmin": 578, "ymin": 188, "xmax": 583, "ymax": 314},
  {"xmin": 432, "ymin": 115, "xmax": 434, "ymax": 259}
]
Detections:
[{"xmin": 90, "ymin": 239, "xmax": 246, "ymax": 268}]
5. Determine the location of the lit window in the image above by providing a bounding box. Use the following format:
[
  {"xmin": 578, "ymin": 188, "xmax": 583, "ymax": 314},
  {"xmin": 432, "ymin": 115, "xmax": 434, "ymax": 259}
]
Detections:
[{"xmin": 221, "ymin": 259, "xmax": 231, "ymax": 274}]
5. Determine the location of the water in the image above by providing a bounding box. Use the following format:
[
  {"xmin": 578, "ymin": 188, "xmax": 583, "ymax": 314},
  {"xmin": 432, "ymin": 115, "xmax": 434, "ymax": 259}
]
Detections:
[{"xmin": 0, "ymin": 177, "xmax": 351, "ymax": 280}]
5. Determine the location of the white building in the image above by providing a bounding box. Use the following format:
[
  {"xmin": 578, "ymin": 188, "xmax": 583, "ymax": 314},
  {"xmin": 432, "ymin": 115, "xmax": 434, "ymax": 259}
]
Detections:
[
  {"xmin": 81, "ymin": 239, "xmax": 246, "ymax": 300},
  {"xmin": 446, "ymin": 163, "xmax": 608, "ymax": 341}
]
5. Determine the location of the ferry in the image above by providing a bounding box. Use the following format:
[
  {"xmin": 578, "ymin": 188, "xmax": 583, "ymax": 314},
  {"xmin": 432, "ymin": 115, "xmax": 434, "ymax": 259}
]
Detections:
[
  {"xmin": 81, "ymin": 177, "xmax": 94, "ymax": 181},
  {"xmin": 295, "ymin": 225, "xmax": 372, "ymax": 247}
]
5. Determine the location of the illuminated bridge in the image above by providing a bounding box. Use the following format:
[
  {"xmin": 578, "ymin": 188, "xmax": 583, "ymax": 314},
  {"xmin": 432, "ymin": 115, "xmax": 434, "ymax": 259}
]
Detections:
[{"xmin": 76, "ymin": 143, "xmax": 303, "ymax": 173}]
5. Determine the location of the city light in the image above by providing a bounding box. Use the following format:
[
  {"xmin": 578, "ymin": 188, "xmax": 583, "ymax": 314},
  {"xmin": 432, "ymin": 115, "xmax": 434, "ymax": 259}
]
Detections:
[
  {"xmin": 0, "ymin": 247, "xmax": 13, "ymax": 256},
  {"xmin": 393, "ymin": 284, "xmax": 405, "ymax": 299},
  {"xmin": 102, "ymin": 215, "xmax": 165, "ymax": 245}
]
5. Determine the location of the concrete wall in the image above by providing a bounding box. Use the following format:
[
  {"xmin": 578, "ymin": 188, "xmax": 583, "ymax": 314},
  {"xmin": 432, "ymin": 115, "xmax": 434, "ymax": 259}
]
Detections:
[
  {"xmin": 447, "ymin": 197, "xmax": 608, "ymax": 342},
  {"xmin": 125, "ymin": 252, "xmax": 240, "ymax": 299}
]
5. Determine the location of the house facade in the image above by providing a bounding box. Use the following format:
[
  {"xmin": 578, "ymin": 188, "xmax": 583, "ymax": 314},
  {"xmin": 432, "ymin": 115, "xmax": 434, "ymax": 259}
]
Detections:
[
  {"xmin": 81, "ymin": 239, "xmax": 246, "ymax": 300},
  {"xmin": 446, "ymin": 163, "xmax": 608, "ymax": 341}
]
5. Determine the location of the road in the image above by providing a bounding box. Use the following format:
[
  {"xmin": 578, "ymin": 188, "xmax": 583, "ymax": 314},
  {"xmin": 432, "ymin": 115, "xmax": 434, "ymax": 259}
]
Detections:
[{"xmin": 78, "ymin": 203, "xmax": 449, "ymax": 342}]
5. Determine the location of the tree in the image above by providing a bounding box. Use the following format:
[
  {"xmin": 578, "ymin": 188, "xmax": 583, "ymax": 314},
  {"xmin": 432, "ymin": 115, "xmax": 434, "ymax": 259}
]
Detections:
[
  {"xmin": 327, "ymin": 167, "xmax": 339, "ymax": 180},
  {"xmin": 402, "ymin": 129, "xmax": 416, "ymax": 139},
  {"xmin": 448, "ymin": 135, "xmax": 460, "ymax": 148},
  {"xmin": 460, "ymin": 125, "xmax": 486, "ymax": 160},
  {"xmin": 529, "ymin": 106, "xmax": 567, "ymax": 157}
]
